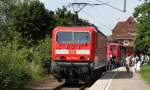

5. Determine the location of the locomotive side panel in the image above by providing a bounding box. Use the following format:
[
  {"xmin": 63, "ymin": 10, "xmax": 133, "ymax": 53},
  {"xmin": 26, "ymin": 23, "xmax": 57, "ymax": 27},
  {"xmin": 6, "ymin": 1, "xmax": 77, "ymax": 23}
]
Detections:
[
  {"xmin": 52, "ymin": 27, "xmax": 57, "ymax": 61},
  {"xmin": 94, "ymin": 30, "xmax": 107, "ymax": 69}
]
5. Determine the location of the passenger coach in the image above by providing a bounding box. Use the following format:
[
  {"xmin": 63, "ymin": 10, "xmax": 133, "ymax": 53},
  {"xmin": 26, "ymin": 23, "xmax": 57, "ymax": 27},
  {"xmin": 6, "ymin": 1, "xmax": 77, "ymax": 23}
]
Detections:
[{"xmin": 107, "ymin": 43, "xmax": 126, "ymax": 66}]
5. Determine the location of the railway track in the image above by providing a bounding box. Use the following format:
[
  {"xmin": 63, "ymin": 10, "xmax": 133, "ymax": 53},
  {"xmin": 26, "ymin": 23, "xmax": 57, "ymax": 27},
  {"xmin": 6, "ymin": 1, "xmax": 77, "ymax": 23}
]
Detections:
[
  {"xmin": 26, "ymin": 79, "xmax": 64, "ymax": 90},
  {"xmin": 52, "ymin": 83, "xmax": 87, "ymax": 90},
  {"xmin": 27, "ymin": 71, "xmax": 103, "ymax": 90},
  {"xmin": 27, "ymin": 79, "xmax": 89, "ymax": 90},
  {"xmin": 52, "ymin": 80, "xmax": 98, "ymax": 90}
]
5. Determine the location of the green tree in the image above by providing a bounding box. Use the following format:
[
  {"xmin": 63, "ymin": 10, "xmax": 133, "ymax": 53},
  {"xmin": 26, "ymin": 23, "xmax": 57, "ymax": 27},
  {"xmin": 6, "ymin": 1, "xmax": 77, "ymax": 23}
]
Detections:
[
  {"xmin": 55, "ymin": 7, "xmax": 90, "ymax": 26},
  {"xmin": 0, "ymin": 0, "xmax": 16, "ymax": 23},
  {"xmin": 133, "ymin": 1, "xmax": 150, "ymax": 54},
  {"xmin": 0, "ymin": 0, "xmax": 37, "ymax": 24},
  {"xmin": 0, "ymin": 0, "xmax": 15, "ymax": 42},
  {"xmin": 10, "ymin": 1, "xmax": 54, "ymax": 45},
  {"xmin": 0, "ymin": 0, "xmax": 39, "ymax": 43}
]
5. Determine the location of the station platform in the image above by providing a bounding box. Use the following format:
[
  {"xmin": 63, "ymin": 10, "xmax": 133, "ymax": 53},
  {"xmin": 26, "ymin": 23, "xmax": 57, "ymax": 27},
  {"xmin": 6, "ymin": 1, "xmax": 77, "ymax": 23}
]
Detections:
[{"xmin": 89, "ymin": 67, "xmax": 150, "ymax": 90}]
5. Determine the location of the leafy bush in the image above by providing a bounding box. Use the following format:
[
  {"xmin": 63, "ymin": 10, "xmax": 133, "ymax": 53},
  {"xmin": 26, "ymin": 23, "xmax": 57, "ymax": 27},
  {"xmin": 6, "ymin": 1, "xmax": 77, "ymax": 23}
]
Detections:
[
  {"xmin": 36, "ymin": 35, "xmax": 52, "ymax": 73},
  {"xmin": 0, "ymin": 32, "xmax": 49, "ymax": 89},
  {"xmin": 0, "ymin": 43, "xmax": 31, "ymax": 90}
]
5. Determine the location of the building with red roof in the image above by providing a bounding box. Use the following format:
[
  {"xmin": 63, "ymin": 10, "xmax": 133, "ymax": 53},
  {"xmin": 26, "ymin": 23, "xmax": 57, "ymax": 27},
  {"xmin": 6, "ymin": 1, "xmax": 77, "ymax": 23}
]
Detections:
[{"xmin": 108, "ymin": 16, "xmax": 136, "ymax": 55}]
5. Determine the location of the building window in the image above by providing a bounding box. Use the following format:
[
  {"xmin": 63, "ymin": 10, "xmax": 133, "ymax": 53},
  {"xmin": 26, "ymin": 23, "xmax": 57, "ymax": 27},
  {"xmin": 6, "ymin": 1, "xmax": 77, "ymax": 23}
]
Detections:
[{"xmin": 124, "ymin": 40, "xmax": 129, "ymax": 45}]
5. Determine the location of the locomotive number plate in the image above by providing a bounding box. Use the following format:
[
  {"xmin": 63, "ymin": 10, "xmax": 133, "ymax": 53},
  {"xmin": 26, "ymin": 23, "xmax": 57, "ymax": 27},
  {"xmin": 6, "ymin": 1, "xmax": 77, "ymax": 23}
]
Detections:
[{"xmin": 69, "ymin": 50, "xmax": 76, "ymax": 54}]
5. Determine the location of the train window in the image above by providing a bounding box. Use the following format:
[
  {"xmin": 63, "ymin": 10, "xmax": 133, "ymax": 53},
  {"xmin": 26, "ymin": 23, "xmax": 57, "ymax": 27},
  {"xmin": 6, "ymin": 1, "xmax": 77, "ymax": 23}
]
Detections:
[
  {"xmin": 110, "ymin": 45, "xmax": 116, "ymax": 53},
  {"xmin": 56, "ymin": 32, "xmax": 73, "ymax": 44},
  {"xmin": 74, "ymin": 32, "xmax": 90, "ymax": 44}
]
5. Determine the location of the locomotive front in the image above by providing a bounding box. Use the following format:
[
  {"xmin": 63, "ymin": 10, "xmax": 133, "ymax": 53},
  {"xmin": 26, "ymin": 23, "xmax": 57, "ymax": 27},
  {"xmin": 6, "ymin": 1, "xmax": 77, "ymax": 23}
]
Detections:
[{"xmin": 52, "ymin": 27, "xmax": 95, "ymax": 83}]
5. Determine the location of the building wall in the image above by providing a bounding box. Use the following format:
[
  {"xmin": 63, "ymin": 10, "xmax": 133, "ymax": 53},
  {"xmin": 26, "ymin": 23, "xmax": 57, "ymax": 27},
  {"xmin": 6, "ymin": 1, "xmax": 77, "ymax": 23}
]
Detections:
[{"xmin": 109, "ymin": 16, "xmax": 136, "ymax": 55}]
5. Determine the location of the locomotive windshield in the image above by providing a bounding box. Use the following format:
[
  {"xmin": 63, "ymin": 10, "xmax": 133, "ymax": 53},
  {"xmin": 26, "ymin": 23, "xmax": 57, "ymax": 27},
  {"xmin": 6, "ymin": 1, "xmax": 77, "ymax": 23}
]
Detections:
[
  {"xmin": 56, "ymin": 32, "xmax": 90, "ymax": 44},
  {"xmin": 74, "ymin": 32, "xmax": 90, "ymax": 44},
  {"xmin": 56, "ymin": 32, "xmax": 72, "ymax": 44}
]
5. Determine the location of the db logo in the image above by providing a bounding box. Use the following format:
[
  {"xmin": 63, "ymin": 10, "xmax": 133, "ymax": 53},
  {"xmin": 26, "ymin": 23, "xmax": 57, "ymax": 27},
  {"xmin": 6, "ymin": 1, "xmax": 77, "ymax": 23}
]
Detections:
[{"xmin": 69, "ymin": 50, "xmax": 76, "ymax": 54}]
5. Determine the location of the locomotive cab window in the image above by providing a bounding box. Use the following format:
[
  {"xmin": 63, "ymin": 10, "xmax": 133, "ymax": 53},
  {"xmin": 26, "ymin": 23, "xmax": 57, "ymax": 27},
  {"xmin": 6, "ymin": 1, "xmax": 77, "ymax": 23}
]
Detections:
[
  {"xmin": 74, "ymin": 32, "xmax": 90, "ymax": 44},
  {"xmin": 56, "ymin": 32, "xmax": 90, "ymax": 44},
  {"xmin": 56, "ymin": 32, "xmax": 72, "ymax": 44}
]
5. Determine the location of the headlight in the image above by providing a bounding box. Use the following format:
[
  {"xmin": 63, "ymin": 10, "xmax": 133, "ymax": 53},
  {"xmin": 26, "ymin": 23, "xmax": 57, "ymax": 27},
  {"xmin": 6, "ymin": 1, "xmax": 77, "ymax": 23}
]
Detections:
[
  {"xmin": 80, "ymin": 56, "xmax": 90, "ymax": 60},
  {"xmin": 55, "ymin": 56, "xmax": 66, "ymax": 60},
  {"xmin": 55, "ymin": 56, "xmax": 60, "ymax": 60},
  {"xmin": 86, "ymin": 56, "xmax": 90, "ymax": 61}
]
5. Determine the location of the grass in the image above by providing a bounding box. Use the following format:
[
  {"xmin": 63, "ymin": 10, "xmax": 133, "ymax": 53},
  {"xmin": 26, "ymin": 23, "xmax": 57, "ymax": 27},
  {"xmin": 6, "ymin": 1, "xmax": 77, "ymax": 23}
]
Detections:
[{"xmin": 140, "ymin": 64, "xmax": 150, "ymax": 85}]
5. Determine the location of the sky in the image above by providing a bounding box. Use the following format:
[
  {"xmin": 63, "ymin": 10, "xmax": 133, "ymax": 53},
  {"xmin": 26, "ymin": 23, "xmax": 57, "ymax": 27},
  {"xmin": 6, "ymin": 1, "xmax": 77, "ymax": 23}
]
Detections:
[{"xmin": 39, "ymin": 0, "xmax": 143, "ymax": 35}]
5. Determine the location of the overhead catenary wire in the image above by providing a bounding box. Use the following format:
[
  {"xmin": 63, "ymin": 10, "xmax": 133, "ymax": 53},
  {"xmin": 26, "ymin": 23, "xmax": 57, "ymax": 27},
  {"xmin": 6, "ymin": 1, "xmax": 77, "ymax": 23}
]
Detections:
[
  {"xmin": 90, "ymin": 5, "xmax": 117, "ymax": 26},
  {"xmin": 67, "ymin": 1, "xmax": 112, "ymax": 30},
  {"xmin": 67, "ymin": 2, "xmax": 106, "ymax": 12},
  {"xmin": 66, "ymin": 0, "xmax": 126, "ymax": 32},
  {"xmin": 82, "ymin": 10, "xmax": 111, "ymax": 30},
  {"xmin": 66, "ymin": 2, "xmax": 106, "ymax": 25},
  {"xmin": 95, "ymin": 0, "xmax": 126, "ymax": 12}
]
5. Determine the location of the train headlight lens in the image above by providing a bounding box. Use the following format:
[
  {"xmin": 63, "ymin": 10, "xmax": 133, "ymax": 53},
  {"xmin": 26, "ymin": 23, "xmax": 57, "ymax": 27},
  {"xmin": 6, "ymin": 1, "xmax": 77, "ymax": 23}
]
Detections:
[
  {"xmin": 86, "ymin": 56, "xmax": 90, "ymax": 61},
  {"xmin": 56, "ymin": 56, "xmax": 60, "ymax": 60},
  {"xmin": 56, "ymin": 56, "xmax": 66, "ymax": 60}
]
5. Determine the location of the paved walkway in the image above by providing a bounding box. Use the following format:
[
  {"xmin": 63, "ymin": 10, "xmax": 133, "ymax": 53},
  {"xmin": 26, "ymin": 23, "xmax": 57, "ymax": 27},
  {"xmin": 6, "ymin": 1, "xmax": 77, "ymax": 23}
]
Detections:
[{"xmin": 89, "ymin": 67, "xmax": 150, "ymax": 90}]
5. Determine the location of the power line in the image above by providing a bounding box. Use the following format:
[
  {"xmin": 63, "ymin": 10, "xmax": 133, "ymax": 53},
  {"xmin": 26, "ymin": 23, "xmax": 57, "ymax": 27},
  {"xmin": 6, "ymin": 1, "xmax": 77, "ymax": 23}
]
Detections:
[
  {"xmin": 67, "ymin": 2, "xmax": 106, "ymax": 13},
  {"xmin": 67, "ymin": 2, "xmax": 106, "ymax": 25},
  {"xmin": 82, "ymin": 10, "xmax": 112, "ymax": 35},
  {"xmin": 66, "ymin": 0, "xmax": 127, "ymax": 28},
  {"xmin": 96, "ymin": 0, "xmax": 126, "ymax": 12},
  {"xmin": 82, "ymin": 10, "xmax": 111, "ymax": 30}
]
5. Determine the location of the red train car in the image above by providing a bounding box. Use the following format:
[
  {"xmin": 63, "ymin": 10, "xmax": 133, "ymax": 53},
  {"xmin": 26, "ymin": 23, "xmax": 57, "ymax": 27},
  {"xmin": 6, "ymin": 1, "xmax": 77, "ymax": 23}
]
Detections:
[
  {"xmin": 107, "ymin": 43, "xmax": 126, "ymax": 66},
  {"xmin": 52, "ymin": 26, "xmax": 107, "ymax": 83}
]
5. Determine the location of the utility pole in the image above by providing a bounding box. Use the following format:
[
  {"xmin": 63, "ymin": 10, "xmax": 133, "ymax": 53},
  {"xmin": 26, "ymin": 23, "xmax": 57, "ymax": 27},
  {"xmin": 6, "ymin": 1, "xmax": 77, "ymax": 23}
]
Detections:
[{"xmin": 124, "ymin": 0, "xmax": 126, "ymax": 12}]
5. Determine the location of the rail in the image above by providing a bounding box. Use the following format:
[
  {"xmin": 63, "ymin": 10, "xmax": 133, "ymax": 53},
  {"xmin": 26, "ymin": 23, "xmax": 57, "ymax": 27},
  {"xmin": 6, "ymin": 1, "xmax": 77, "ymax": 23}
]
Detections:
[{"xmin": 51, "ymin": 81, "xmax": 65, "ymax": 90}]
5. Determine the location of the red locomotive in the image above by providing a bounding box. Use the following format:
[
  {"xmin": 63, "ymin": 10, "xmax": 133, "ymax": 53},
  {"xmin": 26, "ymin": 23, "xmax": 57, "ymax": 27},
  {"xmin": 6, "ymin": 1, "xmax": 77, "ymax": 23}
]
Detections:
[{"xmin": 52, "ymin": 26, "xmax": 107, "ymax": 83}]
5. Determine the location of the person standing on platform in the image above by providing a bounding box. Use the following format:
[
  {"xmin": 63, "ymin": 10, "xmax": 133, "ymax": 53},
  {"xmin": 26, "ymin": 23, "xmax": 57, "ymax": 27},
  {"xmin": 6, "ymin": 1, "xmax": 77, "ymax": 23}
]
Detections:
[
  {"xmin": 132, "ymin": 55, "xmax": 136, "ymax": 73},
  {"xmin": 140, "ymin": 53, "xmax": 144, "ymax": 66},
  {"xmin": 132, "ymin": 55, "xmax": 139, "ymax": 73},
  {"xmin": 125, "ymin": 54, "xmax": 131, "ymax": 73},
  {"xmin": 136, "ymin": 54, "xmax": 142, "ymax": 71}
]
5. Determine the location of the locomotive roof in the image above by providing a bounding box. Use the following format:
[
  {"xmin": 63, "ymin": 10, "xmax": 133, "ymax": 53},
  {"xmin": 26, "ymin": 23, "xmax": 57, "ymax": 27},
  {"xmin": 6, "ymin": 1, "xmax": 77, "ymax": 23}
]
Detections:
[
  {"xmin": 54, "ymin": 26, "xmax": 95, "ymax": 30},
  {"xmin": 53, "ymin": 26, "xmax": 106, "ymax": 38}
]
